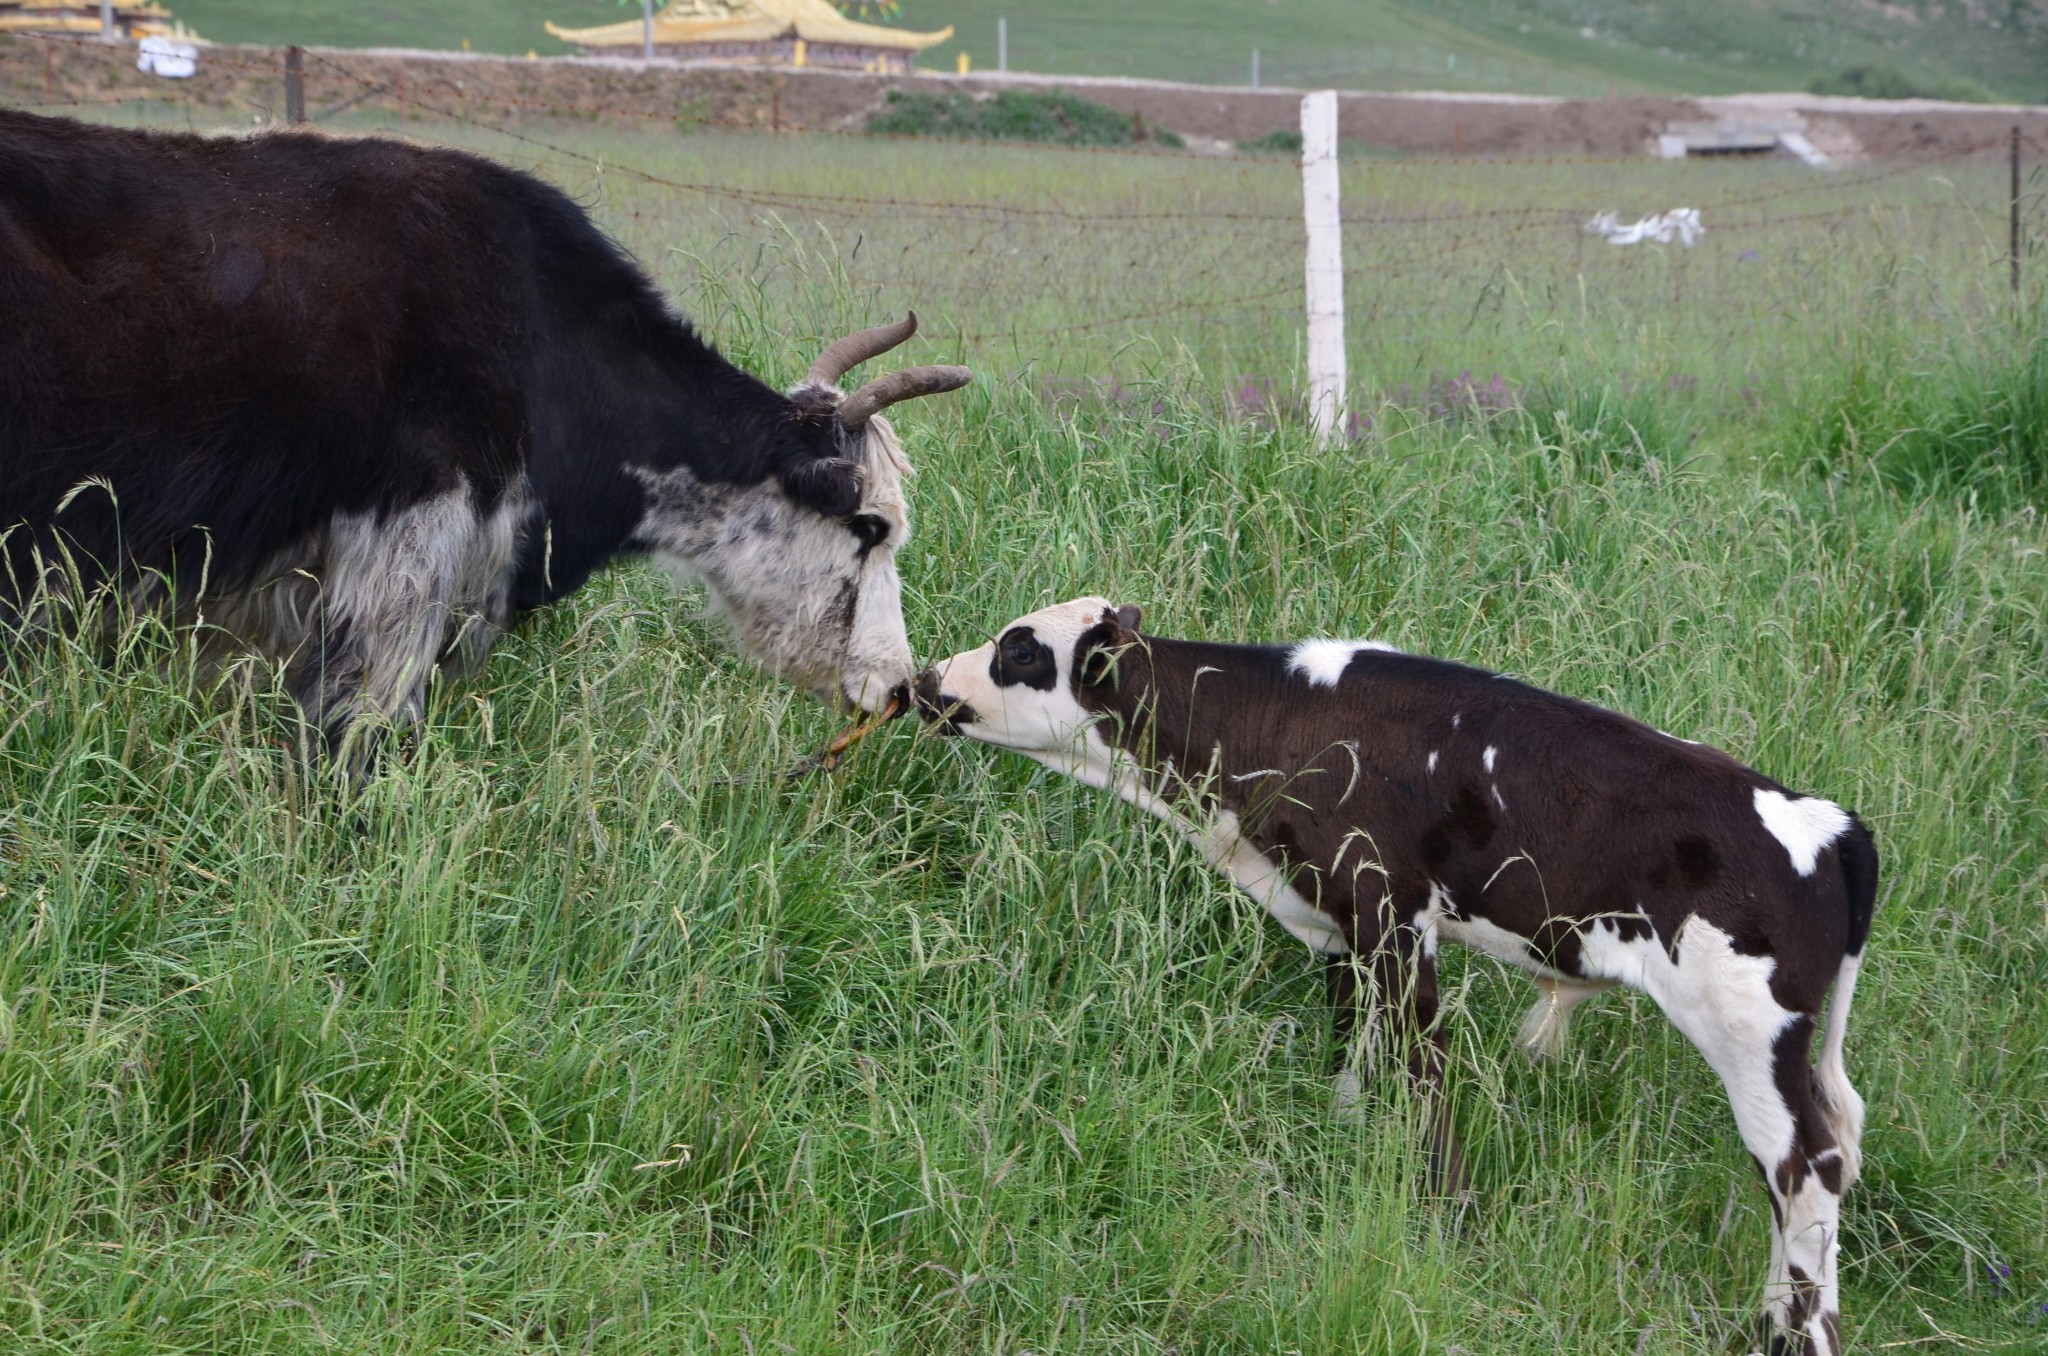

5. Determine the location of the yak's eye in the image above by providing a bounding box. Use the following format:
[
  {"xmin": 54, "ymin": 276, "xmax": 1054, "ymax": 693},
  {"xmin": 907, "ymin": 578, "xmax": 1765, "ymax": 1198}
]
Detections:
[{"xmin": 848, "ymin": 514, "xmax": 890, "ymax": 552}]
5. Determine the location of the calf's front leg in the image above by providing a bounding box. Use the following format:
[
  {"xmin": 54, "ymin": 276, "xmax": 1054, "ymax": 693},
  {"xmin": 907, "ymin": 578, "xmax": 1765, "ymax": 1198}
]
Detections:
[{"xmin": 1327, "ymin": 924, "xmax": 1469, "ymax": 1198}]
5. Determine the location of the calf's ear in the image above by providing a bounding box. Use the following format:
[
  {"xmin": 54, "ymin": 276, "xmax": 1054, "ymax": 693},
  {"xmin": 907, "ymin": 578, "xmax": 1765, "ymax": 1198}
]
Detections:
[
  {"xmin": 782, "ymin": 455, "xmax": 864, "ymax": 519},
  {"xmin": 1076, "ymin": 619, "xmax": 1126, "ymax": 690},
  {"xmin": 1113, "ymin": 604, "xmax": 1143, "ymax": 634}
]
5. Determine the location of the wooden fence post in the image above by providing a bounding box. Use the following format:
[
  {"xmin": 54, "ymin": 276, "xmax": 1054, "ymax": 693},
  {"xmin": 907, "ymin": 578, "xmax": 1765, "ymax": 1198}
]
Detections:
[
  {"xmin": 285, "ymin": 45, "xmax": 305, "ymax": 123},
  {"xmin": 1301, "ymin": 90, "xmax": 1346, "ymax": 444}
]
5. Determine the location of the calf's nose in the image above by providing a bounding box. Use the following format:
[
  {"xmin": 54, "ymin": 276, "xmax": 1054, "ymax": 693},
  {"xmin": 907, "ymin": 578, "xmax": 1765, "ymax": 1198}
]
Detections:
[
  {"xmin": 912, "ymin": 669, "xmax": 970, "ymax": 728},
  {"xmin": 911, "ymin": 669, "xmax": 943, "ymax": 717}
]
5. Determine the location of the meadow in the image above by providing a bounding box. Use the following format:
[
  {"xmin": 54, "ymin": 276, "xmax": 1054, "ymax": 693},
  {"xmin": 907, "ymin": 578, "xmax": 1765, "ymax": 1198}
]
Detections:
[
  {"xmin": 150, "ymin": 0, "xmax": 2046, "ymax": 101},
  {"xmin": 2, "ymin": 102, "xmax": 2045, "ymax": 1353}
]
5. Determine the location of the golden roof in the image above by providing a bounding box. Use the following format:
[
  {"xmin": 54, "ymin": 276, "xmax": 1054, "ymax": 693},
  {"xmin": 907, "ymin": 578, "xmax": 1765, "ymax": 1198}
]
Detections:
[
  {"xmin": 0, "ymin": 0, "xmax": 180, "ymax": 35},
  {"xmin": 546, "ymin": 0, "xmax": 951, "ymax": 52}
]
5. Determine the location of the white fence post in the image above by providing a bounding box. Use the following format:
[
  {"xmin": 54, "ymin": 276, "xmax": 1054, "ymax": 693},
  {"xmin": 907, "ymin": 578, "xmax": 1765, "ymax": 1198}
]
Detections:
[
  {"xmin": 1251, "ymin": 48, "xmax": 1260, "ymax": 89},
  {"xmin": 998, "ymin": 17, "xmax": 1008, "ymax": 74},
  {"xmin": 642, "ymin": 0, "xmax": 654, "ymax": 61},
  {"xmin": 1301, "ymin": 90, "xmax": 1346, "ymax": 444}
]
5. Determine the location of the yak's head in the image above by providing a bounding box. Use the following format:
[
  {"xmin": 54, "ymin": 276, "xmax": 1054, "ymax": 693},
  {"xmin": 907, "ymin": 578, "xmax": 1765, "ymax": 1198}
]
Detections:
[{"xmin": 647, "ymin": 314, "xmax": 970, "ymax": 716}]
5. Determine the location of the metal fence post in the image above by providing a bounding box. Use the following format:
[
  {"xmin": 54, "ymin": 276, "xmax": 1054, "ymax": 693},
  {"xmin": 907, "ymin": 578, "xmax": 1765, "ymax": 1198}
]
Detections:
[
  {"xmin": 998, "ymin": 17, "xmax": 1007, "ymax": 74},
  {"xmin": 1301, "ymin": 90, "xmax": 1346, "ymax": 444},
  {"xmin": 643, "ymin": 0, "xmax": 654, "ymax": 62},
  {"xmin": 285, "ymin": 45, "xmax": 305, "ymax": 123},
  {"xmin": 1251, "ymin": 48, "xmax": 1260, "ymax": 90}
]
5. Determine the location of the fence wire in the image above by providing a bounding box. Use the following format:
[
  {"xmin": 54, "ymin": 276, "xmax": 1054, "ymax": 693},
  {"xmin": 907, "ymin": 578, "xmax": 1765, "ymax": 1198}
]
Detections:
[{"xmin": 6, "ymin": 34, "xmax": 2042, "ymax": 398}]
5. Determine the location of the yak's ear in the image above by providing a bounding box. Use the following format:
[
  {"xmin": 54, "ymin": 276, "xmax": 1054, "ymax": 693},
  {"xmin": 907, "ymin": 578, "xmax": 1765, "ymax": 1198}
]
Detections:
[
  {"xmin": 1075, "ymin": 619, "xmax": 1128, "ymax": 690},
  {"xmin": 782, "ymin": 455, "xmax": 863, "ymax": 519}
]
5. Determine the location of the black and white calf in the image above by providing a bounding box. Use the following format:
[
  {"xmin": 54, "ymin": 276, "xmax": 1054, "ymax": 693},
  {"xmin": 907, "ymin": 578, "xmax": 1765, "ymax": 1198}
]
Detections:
[
  {"xmin": 1, "ymin": 111, "xmax": 970, "ymax": 765},
  {"xmin": 916, "ymin": 598, "xmax": 1877, "ymax": 1355}
]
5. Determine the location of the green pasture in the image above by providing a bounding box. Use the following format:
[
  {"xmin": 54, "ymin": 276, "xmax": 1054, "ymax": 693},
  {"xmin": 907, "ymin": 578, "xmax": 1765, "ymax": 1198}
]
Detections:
[
  {"xmin": 896, "ymin": 0, "xmax": 2042, "ymax": 100},
  {"xmin": 153, "ymin": 0, "xmax": 2048, "ymax": 102},
  {"xmin": 2, "ymin": 107, "xmax": 2046, "ymax": 1353}
]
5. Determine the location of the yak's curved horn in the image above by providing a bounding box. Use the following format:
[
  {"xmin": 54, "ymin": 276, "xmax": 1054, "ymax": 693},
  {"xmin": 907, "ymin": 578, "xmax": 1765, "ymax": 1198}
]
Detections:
[
  {"xmin": 838, "ymin": 364, "xmax": 974, "ymax": 429},
  {"xmin": 805, "ymin": 312, "xmax": 919, "ymax": 388}
]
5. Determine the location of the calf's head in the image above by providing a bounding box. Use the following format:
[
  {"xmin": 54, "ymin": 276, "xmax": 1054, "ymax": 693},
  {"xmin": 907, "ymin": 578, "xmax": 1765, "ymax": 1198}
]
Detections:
[
  {"xmin": 915, "ymin": 596, "xmax": 1148, "ymax": 754},
  {"xmin": 663, "ymin": 315, "xmax": 970, "ymax": 715}
]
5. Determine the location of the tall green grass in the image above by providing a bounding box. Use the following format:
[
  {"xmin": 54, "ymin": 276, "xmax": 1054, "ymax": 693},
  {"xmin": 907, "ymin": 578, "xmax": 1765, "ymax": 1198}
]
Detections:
[{"xmin": 2, "ymin": 113, "xmax": 2045, "ymax": 1353}]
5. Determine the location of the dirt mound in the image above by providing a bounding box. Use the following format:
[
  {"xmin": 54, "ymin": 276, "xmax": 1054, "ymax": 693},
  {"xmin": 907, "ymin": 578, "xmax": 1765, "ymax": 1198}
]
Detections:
[{"xmin": 4, "ymin": 34, "xmax": 2040, "ymax": 160}]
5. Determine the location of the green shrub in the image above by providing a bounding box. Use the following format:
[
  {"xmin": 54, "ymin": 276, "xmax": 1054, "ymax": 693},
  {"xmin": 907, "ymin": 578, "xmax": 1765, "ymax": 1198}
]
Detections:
[
  {"xmin": 1237, "ymin": 128, "xmax": 1302, "ymax": 155},
  {"xmin": 1809, "ymin": 64, "xmax": 1998, "ymax": 103},
  {"xmin": 865, "ymin": 87, "xmax": 1177, "ymax": 147},
  {"xmin": 1793, "ymin": 318, "xmax": 2048, "ymax": 509},
  {"xmin": 1876, "ymin": 332, "xmax": 2048, "ymax": 507}
]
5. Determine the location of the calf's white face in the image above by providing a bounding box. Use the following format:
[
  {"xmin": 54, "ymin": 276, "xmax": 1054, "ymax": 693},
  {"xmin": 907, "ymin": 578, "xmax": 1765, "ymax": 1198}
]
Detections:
[{"xmin": 916, "ymin": 596, "xmax": 1125, "ymax": 752}]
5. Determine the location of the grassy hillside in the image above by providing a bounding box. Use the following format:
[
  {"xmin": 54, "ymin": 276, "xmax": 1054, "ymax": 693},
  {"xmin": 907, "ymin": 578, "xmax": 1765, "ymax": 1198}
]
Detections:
[
  {"xmin": 160, "ymin": 0, "xmax": 619, "ymax": 57},
  {"xmin": 156, "ymin": 0, "xmax": 2046, "ymax": 100},
  {"xmin": 897, "ymin": 0, "xmax": 2046, "ymax": 101}
]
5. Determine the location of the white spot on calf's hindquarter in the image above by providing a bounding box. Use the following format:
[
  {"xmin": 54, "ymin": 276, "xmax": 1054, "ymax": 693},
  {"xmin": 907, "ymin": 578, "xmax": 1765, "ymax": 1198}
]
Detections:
[
  {"xmin": 1752, "ymin": 788, "xmax": 1851, "ymax": 877},
  {"xmin": 1286, "ymin": 638, "xmax": 1399, "ymax": 688},
  {"xmin": 1578, "ymin": 913, "xmax": 1799, "ymax": 1167},
  {"xmin": 1426, "ymin": 750, "xmax": 1438, "ymax": 775},
  {"xmin": 1483, "ymin": 745, "xmax": 1497, "ymax": 773}
]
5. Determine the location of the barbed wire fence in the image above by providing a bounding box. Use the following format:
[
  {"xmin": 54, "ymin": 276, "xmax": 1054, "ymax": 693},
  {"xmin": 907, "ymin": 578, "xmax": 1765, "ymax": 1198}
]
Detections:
[{"xmin": 5, "ymin": 32, "xmax": 2042, "ymax": 420}]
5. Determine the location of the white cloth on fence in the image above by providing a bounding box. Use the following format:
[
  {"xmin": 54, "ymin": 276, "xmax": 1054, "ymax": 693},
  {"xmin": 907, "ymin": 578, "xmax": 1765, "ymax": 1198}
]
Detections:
[
  {"xmin": 137, "ymin": 37, "xmax": 199, "ymax": 80},
  {"xmin": 1584, "ymin": 208, "xmax": 1703, "ymax": 247}
]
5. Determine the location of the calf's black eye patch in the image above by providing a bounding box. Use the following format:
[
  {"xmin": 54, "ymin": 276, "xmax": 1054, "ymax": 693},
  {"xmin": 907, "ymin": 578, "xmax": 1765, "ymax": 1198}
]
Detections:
[{"xmin": 992, "ymin": 627, "xmax": 1057, "ymax": 691}]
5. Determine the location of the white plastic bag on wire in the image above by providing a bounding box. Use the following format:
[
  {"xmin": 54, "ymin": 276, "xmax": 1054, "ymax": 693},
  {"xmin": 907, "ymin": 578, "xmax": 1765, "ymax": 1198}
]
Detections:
[
  {"xmin": 138, "ymin": 37, "xmax": 199, "ymax": 79},
  {"xmin": 1585, "ymin": 208, "xmax": 1703, "ymax": 247}
]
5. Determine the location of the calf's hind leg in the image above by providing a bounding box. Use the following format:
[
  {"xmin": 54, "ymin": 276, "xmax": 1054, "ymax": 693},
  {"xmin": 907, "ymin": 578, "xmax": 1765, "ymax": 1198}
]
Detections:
[{"xmin": 1645, "ymin": 932, "xmax": 1847, "ymax": 1355}]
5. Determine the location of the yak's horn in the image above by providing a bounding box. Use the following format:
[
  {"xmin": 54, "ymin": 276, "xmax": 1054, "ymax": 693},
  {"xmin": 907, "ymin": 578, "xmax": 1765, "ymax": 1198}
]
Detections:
[
  {"xmin": 838, "ymin": 365, "xmax": 974, "ymax": 429},
  {"xmin": 806, "ymin": 312, "xmax": 919, "ymax": 388}
]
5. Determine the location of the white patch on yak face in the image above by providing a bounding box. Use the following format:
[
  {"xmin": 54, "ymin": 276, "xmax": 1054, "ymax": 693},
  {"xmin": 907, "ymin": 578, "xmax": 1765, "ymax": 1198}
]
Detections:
[
  {"xmin": 922, "ymin": 596, "xmax": 1118, "ymax": 755},
  {"xmin": 1752, "ymin": 788, "xmax": 1850, "ymax": 877},
  {"xmin": 1285, "ymin": 638, "xmax": 1399, "ymax": 688},
  {"xmin": 632, "ymin": 419, "xmax": 915, "ymax": 713}
]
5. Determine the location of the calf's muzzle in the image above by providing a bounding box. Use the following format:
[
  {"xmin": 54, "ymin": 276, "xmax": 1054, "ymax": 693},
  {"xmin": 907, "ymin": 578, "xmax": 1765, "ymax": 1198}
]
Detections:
[{"xmin": 912, "ymin": 668, "xmax": 974, "ymax": 732}]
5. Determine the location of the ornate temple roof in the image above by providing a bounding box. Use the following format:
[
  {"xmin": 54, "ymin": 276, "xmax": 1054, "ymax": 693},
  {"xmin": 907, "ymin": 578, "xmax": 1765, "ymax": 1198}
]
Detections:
[
  {"xmin": 546, "ymin": 0, "xmax": 952, "ymax": 53},
  {"xmin": 0, "ymin": 0, "xmax": 181, "ymax": 38}
]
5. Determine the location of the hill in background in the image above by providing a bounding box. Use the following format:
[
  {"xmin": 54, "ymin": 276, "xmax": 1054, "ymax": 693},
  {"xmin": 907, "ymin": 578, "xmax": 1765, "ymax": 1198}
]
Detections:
[{"xmin": 159, "ymin": 0, "xmax": 2046, "ymax": 102}]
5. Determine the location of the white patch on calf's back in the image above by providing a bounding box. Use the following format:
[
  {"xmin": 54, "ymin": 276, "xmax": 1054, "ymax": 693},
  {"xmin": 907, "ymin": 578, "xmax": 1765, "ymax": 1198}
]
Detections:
[
  {"xmin": 1286, "ymin": 638, "xmax": 1398, "ymax": 688},
  {"xmin": 1483, "ymin": 745, "xmax": 1497, "ymax": 773},
  {"xmin": 1426, "ymin": 750, "xmax": 1438, "ymax": 774},
  {"xmin": 1752, "ymin": 789, "xmax": 1851, "ymax": 877}
]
